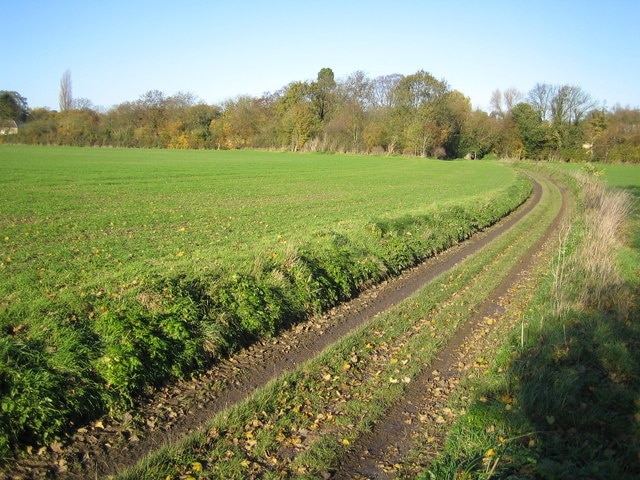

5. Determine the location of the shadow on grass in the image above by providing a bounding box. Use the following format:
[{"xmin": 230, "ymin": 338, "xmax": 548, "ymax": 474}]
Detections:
[
  {"xmin": 420, "ymin": 299, "xmax": 640, "ymax": 480},
  {"xmin": 437, "ymin": 304, "xmax": 640, "ymax": 479},
  {"xmin": 508, "ymin": 305, "xmax": 640, "ymax": 479},
  {"xmin": 502, "ymin": 182, "xmax": 640, "ymax": 478}
]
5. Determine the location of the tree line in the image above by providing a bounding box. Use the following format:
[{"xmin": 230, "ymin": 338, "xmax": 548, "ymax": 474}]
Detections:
[{"xmin": 1, "ymin": 68, "xmax": 639, "ymax": 162}]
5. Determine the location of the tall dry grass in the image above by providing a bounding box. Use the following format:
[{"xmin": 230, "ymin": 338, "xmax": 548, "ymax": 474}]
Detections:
[
  {"xmin": 551, "ymin": 224, "xmax": 572, "ymax": 318},
  {"xmin": 555, "ymin": 171, "xmax": 634, "ymax": 316}
]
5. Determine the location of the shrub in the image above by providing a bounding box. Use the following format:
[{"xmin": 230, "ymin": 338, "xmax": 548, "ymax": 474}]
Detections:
[
  {"xmin": 92, "ymin": 278, "xmax": 205, "ymax": 409},
  {"xmin": 0, "ymin": 319, "xmax": 104, "ymax": 459}
]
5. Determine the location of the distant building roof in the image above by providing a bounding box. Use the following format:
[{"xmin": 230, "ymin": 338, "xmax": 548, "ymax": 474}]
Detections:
[{"xmin": 0, "ymin": 119, "xmax": 18, "ymax": 135}]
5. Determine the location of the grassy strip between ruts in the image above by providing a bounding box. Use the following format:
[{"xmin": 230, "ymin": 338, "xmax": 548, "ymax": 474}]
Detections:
[
  {"xmin": 420, "ymin": 164, "xmax": 640, "ymax": 479},
  {"xmin": 116, "ymin": 172, "xmax": 562, "ymax": 479},
  {"xmin": 0, "ymin": 152, "xmax": 532, "ymax": 457}
]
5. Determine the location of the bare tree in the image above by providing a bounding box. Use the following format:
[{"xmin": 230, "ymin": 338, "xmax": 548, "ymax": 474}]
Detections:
[
  {"xmin": 73, "ymin": 97, "xmax": 95, "ymax": 111},
  {"xmin": 551, "ymin": 85, "xmax": 595, "ymax": 124},
  {"xmin": 490, "ymin": 87, "xmax": 524, "ymax": 117},
  {"xmin": 59, "ymin": 70, "xmax": 73, "ymax": 111},
  {"xmin": 503, "ymin": 87, "xmax": 524, "ymax": 112},
  {"xmin": 371, "ymin": 73, "xmax": 403, "ymax": 109},
  {"xmin": 528, "ymin": 83, "xmax": 555, "ymax": 121},
  {"xmin": 490, "ymin": 89, "xmax": 503, "ymax": 117},
  {"xmin": 340, "ymin": 70, "xmax": 374, "ymax": 108}
]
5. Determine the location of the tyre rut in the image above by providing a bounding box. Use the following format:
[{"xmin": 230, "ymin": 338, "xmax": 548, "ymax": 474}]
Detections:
[{"xmin": 332, "ymin": 175, "xmax": 569, "ymax": 479}]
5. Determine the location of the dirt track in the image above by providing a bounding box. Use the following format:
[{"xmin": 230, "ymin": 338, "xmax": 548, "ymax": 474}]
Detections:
[
  {"xmin": 4, "ymin": 174, "xmax": 568, "ymax": 479},
  {"xmin": 333, "ymin": 177, "xmax": 568, "ymax": 479}
]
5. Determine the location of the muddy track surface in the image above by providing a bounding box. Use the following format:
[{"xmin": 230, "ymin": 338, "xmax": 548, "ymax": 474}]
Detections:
[
  {"xmin": 333, "ymin": 178, "xmax": 569, "ymax": 479},
  {"xmin": 4, "ymin": 175, "xmax": 559, "ymax": 480}
]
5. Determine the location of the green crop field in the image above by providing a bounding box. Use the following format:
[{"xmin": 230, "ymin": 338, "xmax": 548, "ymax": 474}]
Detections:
[
  {"xmin": 1, "ymin": 146, "xmax": 522, "ymax": 319},
  {"xmin": 0, "ymin": 145, "xmax": 531, "ymax": 456},
  {"xmin": 602, "ymin": 163, "xmax": 640, "ymax": 189}
]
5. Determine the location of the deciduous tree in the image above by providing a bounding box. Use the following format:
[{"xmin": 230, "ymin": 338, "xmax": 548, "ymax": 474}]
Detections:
[
  {"xmin": 551, "ymin": 85, "xmax": 595, "ymax": 125},
  {"xmin": 391, "ymin": 70, "xmax": 448, "ymax": 110},
  {"xmin": 312, "ymin": 67, "xmax": 336, "ymax": 122},
  {"xmin": 371, "ymin": 74, "xmax": 403, "ymax": 109},
  {"xmin": 591, "ymin": 107, "xmax": 640, "ymax": 162},
  {"xmin": 59, "ymin": 70, "xmax": 73, "ymax": 112},
  {"xmin": 273, "ymin": 81, "xmax": 318, "ymax": 150},
  {"xmin": 324, "ymin": 71, "xmax": 374, "ymax": 152},
  {"xmin": 503, "ymin": 87, "xmax": 524, "ymax": 113},
  {"xmin": 511, "ymin": 102, "xmax": 548, "ymax": 159},
  {"xmin": 528, "ymin": 83, "xmax": 555, "ymax": 121},
  {"xmin": 459, "ymin": 109, "xmax": 501, "ymax": 158},
  {"xmin": 490, "ymin": 87, "xmax": 523, "ymax": 118},
  {"xmin": 0, "ymin": 91, "xmax": 29, "ymax": 122}
]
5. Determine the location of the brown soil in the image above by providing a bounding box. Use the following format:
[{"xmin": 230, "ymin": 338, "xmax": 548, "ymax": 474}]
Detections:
[{"xmin": 3, "ymin": 176, "xmax": 564, "ymax": 480}]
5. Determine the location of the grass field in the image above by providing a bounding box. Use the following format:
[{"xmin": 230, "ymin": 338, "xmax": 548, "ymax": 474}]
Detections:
[
  {"xmin": 1, "ymin": 146, "xmax": 519, "ymax": 290},
  {"xmin": 0, "ymin": 146, "xmax": 531, "ymax": 456}
]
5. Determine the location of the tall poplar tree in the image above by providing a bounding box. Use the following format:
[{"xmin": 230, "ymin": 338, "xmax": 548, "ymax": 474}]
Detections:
[{"xmin": 59, "ymin": 70, "xmax": 73, "ymax": 111}]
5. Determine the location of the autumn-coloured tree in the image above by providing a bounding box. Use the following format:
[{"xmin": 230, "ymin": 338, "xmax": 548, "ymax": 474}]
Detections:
[
  {"xmin": 590, "ymin": 108, "xmax": 640, "ymax": 163},
  {"xmin": 323, "ymin": 71, "xmax": 373, "ymax": 152},
  {"xmin": 7, "ymin": 68, "xmax": 638, "ymax": 161},
  {"xmin": 458, "ymin": 109, "xmax": 502, "ymax": 158}
]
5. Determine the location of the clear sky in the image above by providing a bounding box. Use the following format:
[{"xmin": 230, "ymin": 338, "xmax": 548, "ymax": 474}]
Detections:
[{"xmin": 4, "ymin": 0, "xmax": 639, "ymax": 112}]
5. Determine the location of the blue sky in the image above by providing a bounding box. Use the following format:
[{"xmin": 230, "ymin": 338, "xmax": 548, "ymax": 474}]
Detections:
[{"xmin": 4, "ymin": 0, "xmax": 639, "ymax": 112}]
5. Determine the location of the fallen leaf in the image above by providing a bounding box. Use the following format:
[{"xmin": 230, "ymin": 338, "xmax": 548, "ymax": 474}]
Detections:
[{"xmin": 50, "ymin": 440, "xmax": 64, "ymax": 454}]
